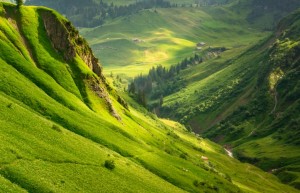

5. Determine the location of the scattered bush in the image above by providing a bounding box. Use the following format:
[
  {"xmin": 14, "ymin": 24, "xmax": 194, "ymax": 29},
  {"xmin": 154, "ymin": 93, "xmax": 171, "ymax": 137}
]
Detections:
[
  {"xmin": 164, "ymin": 148, "xmax": 172, "ymax": 155},
  {"xmin": 193, "ymin": 180, "xmax": 206, "ymax": 187},
  {"xmin": 208, "ymin": 184, "xmax": 219, "ymax": 191},
  {"xmin": 193, "ymin": 180, "xmax": 200, "ymax": 187},
  {"xmin": 117, "ymin": 96, "xmax": 129, "ymax": 110},
  {"xmin": 193, "ymin": 146, "xmax": 205, "ymax": 153},
  {"xmin": 180, "ymin": 152, "xmax": 188, "ymax": 160},
  {"xmin": 52, "ymin": 124, "xmax": 62, "ymax": 132},
  {"xmin": 104, "ymin": 160, "xmax": 115, "ymax": 170},
  {"xmin": 166, "ymin": 131, "xmax": 179, "ymax": 139},
  {"xmin": 76, "ymin": 36, "xmax": 84, "ymax": 45}
]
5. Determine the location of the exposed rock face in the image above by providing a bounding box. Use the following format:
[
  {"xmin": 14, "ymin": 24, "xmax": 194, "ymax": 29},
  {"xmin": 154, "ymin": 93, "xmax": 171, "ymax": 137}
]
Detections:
[
  {"xmin": 91, "ymin": 79, "xmax": 121, "ymax": 121},
  {"xmin": 40, "ymin": 10, "xmax": 102, "ymax": 77},
  {"xmin": 40, "ymin": 10, "xmax": 121, "ymax": 120}
]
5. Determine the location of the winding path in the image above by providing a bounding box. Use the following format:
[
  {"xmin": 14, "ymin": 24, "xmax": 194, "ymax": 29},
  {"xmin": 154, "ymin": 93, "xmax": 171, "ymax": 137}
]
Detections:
[
  {"xmin": 224, "ymin": 148, "xmax": 233, "ymax": 158},
  {"xmin": 271, "ymin": 88, "xmax": 278, "ymax": 114}
]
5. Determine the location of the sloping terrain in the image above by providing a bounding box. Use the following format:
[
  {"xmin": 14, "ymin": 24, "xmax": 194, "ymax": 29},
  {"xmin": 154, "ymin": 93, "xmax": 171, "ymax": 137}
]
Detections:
[
  {"xmin": 81, "ymin": 6, "xmax": 267, "ymax": 77},
  {"xmin": 79, "ymin": 0, "xmax": 300, "ymax": 77},
  {"xmin": 0, "ymin": 2, "xmax": 298, "ymax": 193},
  {"xmin": 155, "ymin": 8, "xmax": 300, "ymax": 189},
  {"xmin": 230, "ymin": 0, "xmax": 300, "ymax": 30},
  {"xmin": 205, "ymin": 9, "xmax": 300, "ymax": 188}
]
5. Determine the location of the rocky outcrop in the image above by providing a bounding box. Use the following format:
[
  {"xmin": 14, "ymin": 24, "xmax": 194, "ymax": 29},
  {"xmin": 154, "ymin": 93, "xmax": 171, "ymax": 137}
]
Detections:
[
  {"xmin": 90, "ymin": 79, "xmax": 121, "ymax": 121},
  {"xmin": 40, "ymin": 10, "xmax": 103, "ymax": 78},
  {"xmin": 39, "ymin": 9, "xmax": 121, "ymax": 120}
]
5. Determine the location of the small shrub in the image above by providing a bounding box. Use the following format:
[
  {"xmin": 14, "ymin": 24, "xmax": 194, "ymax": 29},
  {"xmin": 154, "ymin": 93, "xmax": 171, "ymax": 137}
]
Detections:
[
  {"xmin": 7, "ymin": 103, "xmax": 13, "ymax": 108},
  {"xmin": 208, "ymin": 184, "xmax": 219, "ymax": 191},
  {"xmin": 193, "ymin": 180, "xmax": 200, "ymax": 187},
  {"xmin": 165, "ymin": 148, "xmax": 172, "ymax": 154},
  {"xmin": 180, "ymin": 152, "xmax": 188, "ymax": 160},
  {"xmin": 117, "ymin": 96, "xmax": 129, "ymax": 110},
  {"xmin": 193, "ymin": 180, "xmax": 206, "ymax": 187},
  {"xmin": 104, "ymin": 160, "xmax": 115, "ymax": 170},
  {"xmin": 52, "ymin": 125, "xmax": 62, "ymax": 132},
  {"xmin": 167, "ymin": 130, "xmax": 179, "ymax": 139},
  {"xmin": 193, "ymin": 146, "xmax": 205, "ymax": 153},
  {"xmin": 76, "ymin": 36, "xmax": 84, "ymax": 45}
]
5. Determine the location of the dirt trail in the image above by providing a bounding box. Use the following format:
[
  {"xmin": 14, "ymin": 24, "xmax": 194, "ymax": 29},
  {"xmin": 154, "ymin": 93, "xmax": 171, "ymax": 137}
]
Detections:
[
  {"xmin": 247, "ymin": 130, "xmax": 254, "ymax": 137},
  {"xmin": 271, "ymin": 88, "xmax": 278, "ymax": 114},
  {"xmin": 224, "ymin": 148, "xmax": 233, "ymax": 158}
]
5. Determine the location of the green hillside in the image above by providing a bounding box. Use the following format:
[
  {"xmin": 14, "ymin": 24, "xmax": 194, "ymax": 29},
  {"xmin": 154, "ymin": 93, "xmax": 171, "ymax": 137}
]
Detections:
[
  {"xmin": 77, "ymin": 0, "xmax": 299, "ymax": 77},
  {"xmin": 205, "ymin": 9, "xmax": 300, "ymax": 189},
  {"xmin": 0, "ymin": 2, "xmax": 298, "ymax": 193},
  {"xmin": 127, "ymin": 7, "xmax": 300, "ymax": 189},
  {"xmin": 24, "ymin": 0, "xmax": 300, "ymax": 78},
  {"xmin": 230, "ymin": 0, "xmax": 300, "ymax": 30},
  {"xmin": 81, "ymin": 6, "xmax": 267, "ymax": 77},
  {"xmin": 14, "ymin": 0, "xmax": 300, "ymax": 190}
]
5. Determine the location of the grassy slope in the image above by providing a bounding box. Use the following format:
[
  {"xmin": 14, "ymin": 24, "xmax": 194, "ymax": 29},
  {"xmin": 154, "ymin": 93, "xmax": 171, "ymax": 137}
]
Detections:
[
  {"xmin": 77, "ymin": 0, "xmax": 299, "ymax": 189},
  {"xmin": 0, "ymin": 3, "xmax": 297, "ymax": 193},
  {"xmin": 159, "ymin": 8, "xmax": 300, "ymax": 189},
  {"xmin": 204, "ymin": 10, "xmax": 300, "ymax": 188},
  {"xmin": 83, "ymin": 0, "xmax": 300, "ymax": 189},
  {"xmin": 81, "ymin": 5, "xmax": 267, "ymax": 77}
]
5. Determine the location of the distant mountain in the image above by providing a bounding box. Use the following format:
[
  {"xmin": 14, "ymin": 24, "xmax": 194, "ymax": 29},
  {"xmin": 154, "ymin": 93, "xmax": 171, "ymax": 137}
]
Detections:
[
  {"xmin": 25, "ymin": 0, "xmax": 300, "ymax": 30},
  {"xmin": 231, "ymin": 0, "xmax": 300, "ymax": 30}
]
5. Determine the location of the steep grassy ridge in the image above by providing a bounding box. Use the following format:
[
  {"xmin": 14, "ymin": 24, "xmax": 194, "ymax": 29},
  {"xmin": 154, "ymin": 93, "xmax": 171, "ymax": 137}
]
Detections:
[
  {"xmin": 0, "ymin": 3, "xmax": 297, "ymax": 193},
  {"xmin": 157, "ymin": 8, "xmax": 300, "ymax": 189},
  {"xmin": 204, "ymin": 9, "xmax": 300, "ymax": 189}
]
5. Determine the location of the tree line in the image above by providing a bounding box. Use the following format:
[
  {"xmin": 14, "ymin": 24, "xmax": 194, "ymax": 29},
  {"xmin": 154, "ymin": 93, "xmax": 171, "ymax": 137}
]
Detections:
[
  {"xmin": 25, "ymin": 0, "xmax": 235, "ymax": 27},
  {"xmin": 27, "ymin": 0, "xmax": 172, "ymax": 27},
  {"xmin": 128, "ymin": 46, "xmax": 226, "ymax": 112},
  {"xmin": 128, "ymin": 54, "xmax": 203, "ymax": 109}
]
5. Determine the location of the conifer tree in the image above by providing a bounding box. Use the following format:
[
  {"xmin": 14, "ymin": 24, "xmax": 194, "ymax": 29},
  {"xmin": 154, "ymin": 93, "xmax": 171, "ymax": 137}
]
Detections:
[{"xmin": 16, "ymin": 0, "xmax": 23, "ymax": 8}]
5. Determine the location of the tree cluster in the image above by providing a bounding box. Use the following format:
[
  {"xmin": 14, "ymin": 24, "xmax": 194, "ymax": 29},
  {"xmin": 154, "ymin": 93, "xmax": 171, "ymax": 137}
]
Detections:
[
  {"xmin": 128, "ymin": 54, "xmax": 203, "ymax": 109},
  {"xmin": 196, "ymin": 0, "xmax": 230, "ymax": 6},
  {"xmin": 27, "ymin": 0, "xmax": 172, "ymax": 27},
  {"xmin": 15, "ymin": 0, "xmax": 23, "ymax": 7}
]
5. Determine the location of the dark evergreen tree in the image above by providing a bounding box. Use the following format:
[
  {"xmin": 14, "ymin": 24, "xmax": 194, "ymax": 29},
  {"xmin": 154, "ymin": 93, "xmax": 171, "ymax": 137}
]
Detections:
[
  {"xmin": 159, "ymin": 95, "xmax": 164, "ymax": 107},
  {"xmin": 128, "ymin": 82, "xmax": 136, "ymax": 94},
  {"xmin": 129, "ymin": 54, "xmax": 205, "ymax": 109},
  {"xmin": 16, "ymin": 0, "xmax": 23, "ymax": 7}
]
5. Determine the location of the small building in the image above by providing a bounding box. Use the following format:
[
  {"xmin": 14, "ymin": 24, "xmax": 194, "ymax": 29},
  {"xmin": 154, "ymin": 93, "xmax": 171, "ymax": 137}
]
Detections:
[
  {"xmin": 197, "ymin": 42, "xmax": 206, "ymax": 47},
  {"xmin": 201, "ymin": 156, "xmax": 209, "ymax": 161},
  {"xmin": 132, "ymin": 38, "xmax": 143, "ymax": 43}
]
